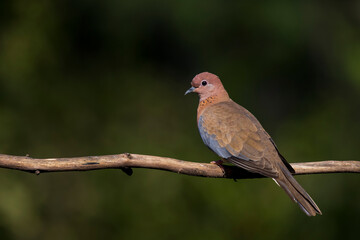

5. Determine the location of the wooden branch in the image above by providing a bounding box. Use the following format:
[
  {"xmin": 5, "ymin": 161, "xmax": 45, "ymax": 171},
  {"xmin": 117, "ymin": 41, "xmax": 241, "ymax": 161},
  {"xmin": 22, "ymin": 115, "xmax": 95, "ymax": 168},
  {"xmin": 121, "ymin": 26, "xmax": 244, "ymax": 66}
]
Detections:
[{"xmin": 0, "ymin": 153, "xmax": 358, "ymax": 179}]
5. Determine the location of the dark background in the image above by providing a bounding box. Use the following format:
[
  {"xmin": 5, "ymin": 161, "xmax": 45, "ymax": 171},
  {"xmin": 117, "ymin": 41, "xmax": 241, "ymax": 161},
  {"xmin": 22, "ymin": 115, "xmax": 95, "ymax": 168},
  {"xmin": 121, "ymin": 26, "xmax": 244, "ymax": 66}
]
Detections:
[{"xmin": 0, "ymin": 1, "xmax": 359, "ymax": 239}]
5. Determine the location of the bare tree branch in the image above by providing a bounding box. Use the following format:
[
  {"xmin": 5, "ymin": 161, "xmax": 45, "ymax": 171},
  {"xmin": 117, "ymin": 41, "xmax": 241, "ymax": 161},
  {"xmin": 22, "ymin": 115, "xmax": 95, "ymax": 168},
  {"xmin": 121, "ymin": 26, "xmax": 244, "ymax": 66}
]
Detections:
[{"xmin": 0, "ymin": 153, "xmax": 358, "ymax": 179}]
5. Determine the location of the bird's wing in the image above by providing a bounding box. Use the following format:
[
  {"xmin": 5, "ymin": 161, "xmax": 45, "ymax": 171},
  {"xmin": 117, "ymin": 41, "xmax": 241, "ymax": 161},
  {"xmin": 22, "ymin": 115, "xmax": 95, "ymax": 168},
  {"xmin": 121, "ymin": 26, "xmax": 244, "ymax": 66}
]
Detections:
[{"xmin": 198, "ymin": 101, "xmax": 279, "ymax": 177}]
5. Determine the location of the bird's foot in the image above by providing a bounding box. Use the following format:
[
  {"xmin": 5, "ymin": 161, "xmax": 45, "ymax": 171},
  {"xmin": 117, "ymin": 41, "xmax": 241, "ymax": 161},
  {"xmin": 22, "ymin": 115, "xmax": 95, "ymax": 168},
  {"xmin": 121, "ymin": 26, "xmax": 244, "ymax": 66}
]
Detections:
[
  {"xmin": 210, "ymin": 160, "xmax": 225, "ymax": 174},
  {"xmin": 210, "ymin": 159, "xmax": 223, "ymax": 165}
]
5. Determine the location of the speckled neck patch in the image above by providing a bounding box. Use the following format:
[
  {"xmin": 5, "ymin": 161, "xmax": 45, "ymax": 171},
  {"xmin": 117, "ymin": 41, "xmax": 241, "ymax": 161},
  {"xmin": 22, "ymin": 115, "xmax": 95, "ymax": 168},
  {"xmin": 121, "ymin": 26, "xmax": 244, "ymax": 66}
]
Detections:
[{"xmin": 199, "ymin": 96, "xmax": 217, "ymax": 107}]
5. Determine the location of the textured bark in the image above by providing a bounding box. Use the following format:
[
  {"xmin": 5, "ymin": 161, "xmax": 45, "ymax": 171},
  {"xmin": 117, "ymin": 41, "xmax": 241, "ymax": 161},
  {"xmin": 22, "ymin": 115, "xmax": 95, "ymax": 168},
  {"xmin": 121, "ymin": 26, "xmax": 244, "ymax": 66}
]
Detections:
[{"xmin": 0, "ymin": 153, "xmax": 358, "ymax": 178}]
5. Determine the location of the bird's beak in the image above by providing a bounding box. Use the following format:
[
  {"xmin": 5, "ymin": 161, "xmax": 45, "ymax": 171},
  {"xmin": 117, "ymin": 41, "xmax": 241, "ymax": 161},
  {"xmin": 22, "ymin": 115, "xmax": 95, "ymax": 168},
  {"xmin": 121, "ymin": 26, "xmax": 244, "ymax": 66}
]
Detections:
[{"xmin": 185, "ymin": 86, "xmax": 196, "ymax": 95}]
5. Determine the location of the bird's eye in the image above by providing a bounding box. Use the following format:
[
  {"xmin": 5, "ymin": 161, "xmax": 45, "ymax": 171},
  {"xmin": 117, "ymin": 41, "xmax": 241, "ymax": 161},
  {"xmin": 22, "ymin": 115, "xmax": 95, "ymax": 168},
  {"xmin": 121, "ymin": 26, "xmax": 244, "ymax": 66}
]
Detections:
[{"xmin": 201, "ymin": 80, "xmax": 207, "ymax": 86}]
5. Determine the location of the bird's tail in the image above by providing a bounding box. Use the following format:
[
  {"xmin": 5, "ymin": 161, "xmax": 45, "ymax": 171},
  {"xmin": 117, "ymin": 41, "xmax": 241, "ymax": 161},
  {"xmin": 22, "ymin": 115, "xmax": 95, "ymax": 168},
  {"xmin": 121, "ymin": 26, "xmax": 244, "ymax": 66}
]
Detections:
[{"xmin": 274, "ymin": 163, "xmax": 322, "ymax": 216}]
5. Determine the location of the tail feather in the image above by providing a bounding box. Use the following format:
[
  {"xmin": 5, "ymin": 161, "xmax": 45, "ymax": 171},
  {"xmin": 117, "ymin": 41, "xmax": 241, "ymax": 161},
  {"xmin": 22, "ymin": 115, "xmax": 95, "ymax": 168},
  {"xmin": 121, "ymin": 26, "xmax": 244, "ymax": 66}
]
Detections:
[{"xmin": 275, "ymin": 164, "xmax": 322, "ymax": 216}]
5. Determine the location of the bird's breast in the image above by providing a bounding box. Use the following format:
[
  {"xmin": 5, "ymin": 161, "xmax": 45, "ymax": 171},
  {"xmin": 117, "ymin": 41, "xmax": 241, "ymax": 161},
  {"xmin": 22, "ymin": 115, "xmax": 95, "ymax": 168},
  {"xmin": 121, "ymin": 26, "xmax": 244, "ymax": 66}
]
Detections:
[{"xmin": 196, "ymin": 96, "xmax": 219, "ymax": 121}]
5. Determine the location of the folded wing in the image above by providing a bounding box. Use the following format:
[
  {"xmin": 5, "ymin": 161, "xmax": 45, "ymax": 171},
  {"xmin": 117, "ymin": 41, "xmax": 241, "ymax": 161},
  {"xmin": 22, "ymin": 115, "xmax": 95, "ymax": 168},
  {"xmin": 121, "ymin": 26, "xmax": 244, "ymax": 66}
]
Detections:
[{"xmin": 198, "ymin": 101, "xmax": 279, "ymax": 178}]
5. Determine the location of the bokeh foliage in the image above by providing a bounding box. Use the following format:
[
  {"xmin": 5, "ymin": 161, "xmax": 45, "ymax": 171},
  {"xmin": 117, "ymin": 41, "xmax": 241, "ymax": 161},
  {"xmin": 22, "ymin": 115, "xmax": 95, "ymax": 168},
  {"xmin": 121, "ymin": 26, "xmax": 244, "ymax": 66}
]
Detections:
[{"xmin": 0, "ymin": 0, "xmax": 359, "ymax": 239}]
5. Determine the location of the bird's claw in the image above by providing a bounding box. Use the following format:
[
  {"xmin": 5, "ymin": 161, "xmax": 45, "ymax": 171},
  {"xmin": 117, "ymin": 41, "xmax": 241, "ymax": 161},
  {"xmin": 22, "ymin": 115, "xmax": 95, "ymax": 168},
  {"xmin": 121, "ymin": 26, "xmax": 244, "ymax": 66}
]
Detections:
[{"xmin": 210, "ymin": 160, "xmax": 225, "ymax": 174}]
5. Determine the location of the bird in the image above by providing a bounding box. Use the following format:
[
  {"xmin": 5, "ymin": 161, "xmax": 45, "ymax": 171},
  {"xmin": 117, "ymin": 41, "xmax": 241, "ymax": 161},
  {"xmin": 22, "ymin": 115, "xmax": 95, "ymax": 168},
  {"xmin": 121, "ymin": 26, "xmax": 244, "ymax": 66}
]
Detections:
[{"xmin": 185, "ymin": 72, "xmax": 321, "ymax": 216}]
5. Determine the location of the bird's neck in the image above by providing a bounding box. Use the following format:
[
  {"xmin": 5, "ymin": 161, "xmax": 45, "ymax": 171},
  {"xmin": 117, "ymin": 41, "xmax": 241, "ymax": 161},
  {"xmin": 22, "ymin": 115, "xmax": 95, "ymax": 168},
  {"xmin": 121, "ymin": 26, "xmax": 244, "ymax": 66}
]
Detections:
[{"xmin": 197, "ymin": 94, "xmax": 230, "ymax": 121}]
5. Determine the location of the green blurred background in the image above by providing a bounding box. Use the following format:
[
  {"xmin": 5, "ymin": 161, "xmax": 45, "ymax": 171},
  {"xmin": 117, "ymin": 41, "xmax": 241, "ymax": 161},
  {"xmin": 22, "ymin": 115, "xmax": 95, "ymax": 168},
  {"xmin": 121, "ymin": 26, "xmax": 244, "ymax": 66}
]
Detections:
[{"xmin": 0, "ymin": 0, "xmax": 359, "ymax": 239}]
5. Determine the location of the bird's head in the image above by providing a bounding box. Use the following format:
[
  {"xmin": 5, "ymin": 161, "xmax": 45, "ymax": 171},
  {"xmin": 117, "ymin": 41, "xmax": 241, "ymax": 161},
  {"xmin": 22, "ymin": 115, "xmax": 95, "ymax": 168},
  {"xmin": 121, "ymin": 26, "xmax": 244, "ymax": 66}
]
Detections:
[{"xmin": 185, "ymin": 72, "xmax": 229, "ymax": 101}]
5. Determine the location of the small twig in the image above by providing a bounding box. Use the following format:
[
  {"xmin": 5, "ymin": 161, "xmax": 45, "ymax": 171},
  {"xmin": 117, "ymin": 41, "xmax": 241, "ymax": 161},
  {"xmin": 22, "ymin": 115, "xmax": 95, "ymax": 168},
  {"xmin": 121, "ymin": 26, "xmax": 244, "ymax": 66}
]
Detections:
[{"xmin": 0, "ymin": 153, "xmax": 358, "ymax": 179}]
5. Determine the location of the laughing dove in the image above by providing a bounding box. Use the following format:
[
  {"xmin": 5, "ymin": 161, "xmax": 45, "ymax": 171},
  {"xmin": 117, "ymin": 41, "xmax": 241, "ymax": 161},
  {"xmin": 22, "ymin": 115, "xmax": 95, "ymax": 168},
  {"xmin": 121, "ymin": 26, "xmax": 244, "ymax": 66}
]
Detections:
[{"xmin": 186, "ymin": 72, "xmax": 321, "ymax": 216}]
